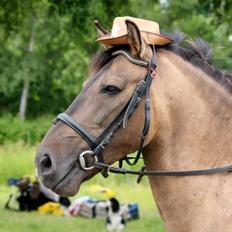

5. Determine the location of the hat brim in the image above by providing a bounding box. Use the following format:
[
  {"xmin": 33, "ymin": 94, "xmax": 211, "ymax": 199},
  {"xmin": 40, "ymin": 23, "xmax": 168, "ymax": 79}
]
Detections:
[{"xmin": 96, "ymin": 32, "xmax": 173, "ymax": 46}]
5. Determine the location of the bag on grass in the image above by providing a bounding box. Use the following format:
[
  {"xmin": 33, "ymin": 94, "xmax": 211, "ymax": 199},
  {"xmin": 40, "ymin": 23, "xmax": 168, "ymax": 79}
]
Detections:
[{"xmin": 5, "ymin": 176, "xmax": 70, "ymax": 211}]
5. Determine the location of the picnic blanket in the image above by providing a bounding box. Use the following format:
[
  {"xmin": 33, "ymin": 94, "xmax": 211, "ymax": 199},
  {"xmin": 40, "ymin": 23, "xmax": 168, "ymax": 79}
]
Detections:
[{"xmin": 67, "ymin": 196, "xmax": 139, "ymax": 220}]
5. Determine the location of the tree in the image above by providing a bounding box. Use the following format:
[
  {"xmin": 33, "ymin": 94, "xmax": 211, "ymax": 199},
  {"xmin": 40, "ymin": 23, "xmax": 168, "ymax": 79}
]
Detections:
[{"xmin": 0, "ymin": 0, "xmax": 231, "ymax": 119}]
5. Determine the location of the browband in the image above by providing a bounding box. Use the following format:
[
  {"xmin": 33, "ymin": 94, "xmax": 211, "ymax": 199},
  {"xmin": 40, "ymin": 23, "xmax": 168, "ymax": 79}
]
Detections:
[
  {"xmin": 112, "ymin": 50, "xmax": 149, "ymax": 68},
  {"xmin": 112, "ymin": 49, "xmax": 157, "ymax": 72}
]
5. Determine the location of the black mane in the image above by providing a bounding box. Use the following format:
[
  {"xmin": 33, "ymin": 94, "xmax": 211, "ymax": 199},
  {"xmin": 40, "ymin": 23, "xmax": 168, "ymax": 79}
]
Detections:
[
  {"xmin": 90, "ymin": 31, "xmax": 232, "ymax": 92},
  {"xmin": 163, "ymin": 31, "xmax": 232, "ymax": 92}
]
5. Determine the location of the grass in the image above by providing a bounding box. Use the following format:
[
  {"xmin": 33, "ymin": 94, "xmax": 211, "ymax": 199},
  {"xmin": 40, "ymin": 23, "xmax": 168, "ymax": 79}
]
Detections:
[
  {"xmin": 0, "ymin": 142, "xmax": 37, "ymax": 184},
  {"xmin": 0, "ymin": 142, "xmax": 165, "ymax": 232}
]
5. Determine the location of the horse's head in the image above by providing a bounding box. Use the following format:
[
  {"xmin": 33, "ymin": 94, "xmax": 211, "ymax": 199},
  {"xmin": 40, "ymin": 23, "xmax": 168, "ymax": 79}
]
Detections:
[{"xmin": 35, "ymin": 20, "xmax": 157, "ymax": 196}]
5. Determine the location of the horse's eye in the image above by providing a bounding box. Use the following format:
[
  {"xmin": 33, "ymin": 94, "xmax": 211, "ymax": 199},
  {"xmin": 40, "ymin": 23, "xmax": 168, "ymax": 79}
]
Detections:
[{"xmin": 101, "ymin": 85, "xmax": 121, "ymax": 95}]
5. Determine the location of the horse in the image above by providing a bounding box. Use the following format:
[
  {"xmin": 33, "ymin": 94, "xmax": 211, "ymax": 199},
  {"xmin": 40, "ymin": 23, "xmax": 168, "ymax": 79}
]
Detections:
[{"xmin": 35, "ymin": 20, "xmax": 232, "ymax": 232}]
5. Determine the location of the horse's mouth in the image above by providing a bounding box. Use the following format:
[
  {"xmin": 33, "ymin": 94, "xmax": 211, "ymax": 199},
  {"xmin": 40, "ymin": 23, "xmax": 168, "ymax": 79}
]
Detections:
[
  {"xmin": 52, "ymin": 168, "xmax": 77, "ymax": 195},
  {"xmin": 52, "ymin": 167, "xmax": 84, "ymax": 196},
  {"xmin": 51, "ymin": 164, "xmax": 99, "ymax": 196}
]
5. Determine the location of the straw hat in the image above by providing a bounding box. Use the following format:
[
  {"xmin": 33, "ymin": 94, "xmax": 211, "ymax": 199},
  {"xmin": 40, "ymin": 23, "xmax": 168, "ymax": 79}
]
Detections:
[{"xmin": 96, "ymin": 16, "xmax": 172, "ymax": 46}]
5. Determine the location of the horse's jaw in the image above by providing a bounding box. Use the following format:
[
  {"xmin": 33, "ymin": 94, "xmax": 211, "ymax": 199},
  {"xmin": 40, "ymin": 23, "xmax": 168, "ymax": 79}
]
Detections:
[{"xmin": 52, "ymin": 169, "xmax": 83, "ymax": 196}]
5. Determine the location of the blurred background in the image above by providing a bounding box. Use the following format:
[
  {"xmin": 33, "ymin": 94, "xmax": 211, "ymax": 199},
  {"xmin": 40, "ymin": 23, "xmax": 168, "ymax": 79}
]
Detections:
[{"xmin": 0, "ymin": 0, "xmax": 231, "ymax": 231}]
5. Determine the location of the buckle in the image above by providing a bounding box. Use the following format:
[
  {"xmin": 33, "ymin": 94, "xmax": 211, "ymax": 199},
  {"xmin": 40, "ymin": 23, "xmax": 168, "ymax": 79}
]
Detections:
[
  {"xmin": 79, "ymin": 150, "xmax": 98, "ymax": 170},
  {"xmin": 137, "ymin": 80, "xmax": 146, "ymax": 86}
]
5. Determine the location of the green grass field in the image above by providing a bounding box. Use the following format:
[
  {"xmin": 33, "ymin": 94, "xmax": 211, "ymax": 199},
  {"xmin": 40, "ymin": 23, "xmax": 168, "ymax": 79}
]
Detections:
[{"xmin": 0, "ymin": 143, "xmax": 165, "ymax": 232}]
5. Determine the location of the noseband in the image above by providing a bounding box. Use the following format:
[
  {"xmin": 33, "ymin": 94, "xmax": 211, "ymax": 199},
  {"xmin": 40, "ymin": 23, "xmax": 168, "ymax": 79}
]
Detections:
[{"xmin": 54, "ymin": 48, "xmax": 232, "ymax": 183}]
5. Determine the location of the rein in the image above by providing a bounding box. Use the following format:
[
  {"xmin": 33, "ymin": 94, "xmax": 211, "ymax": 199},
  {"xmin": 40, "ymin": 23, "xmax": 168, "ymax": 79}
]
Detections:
[
  {"xmin": 54, "ymin": 48, "xmax": 232, "ymax": 183},
  {"xmin": 95, "ymin": 162, "xmax": 232, "ymax": 184}
]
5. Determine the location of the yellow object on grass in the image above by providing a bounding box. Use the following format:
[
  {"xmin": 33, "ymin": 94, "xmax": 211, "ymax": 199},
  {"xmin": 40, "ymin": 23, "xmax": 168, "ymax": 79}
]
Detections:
[
  {"xmin": 38, "ymin": 202, "xmax": 64, "ymax": 216},
  {"xmin": 90, "ymin": 184, "xmax": 115, "ymax": 198},
  {"xmin": 22, "ymin": 175, "xmax": 37, "ymax": 183}
]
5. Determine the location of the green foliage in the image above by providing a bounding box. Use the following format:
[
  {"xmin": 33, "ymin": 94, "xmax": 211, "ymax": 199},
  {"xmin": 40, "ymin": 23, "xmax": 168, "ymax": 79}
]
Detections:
[
  {"xmin": 0, "ymin": 115, "xmax": 53, "ymax": 144},
  {"xmin": 0, "ymin": 0, "xmax": 231, "ymax": 118},
  {"xmin": 0, "ymin": 142, "xmax": 37, "ymax": 183}
]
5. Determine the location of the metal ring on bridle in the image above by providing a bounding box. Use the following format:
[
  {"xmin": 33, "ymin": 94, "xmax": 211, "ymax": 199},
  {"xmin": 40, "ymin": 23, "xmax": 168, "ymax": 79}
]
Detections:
[{"xmin": 79, "ymin": 150, "xmax": 98, "ymax": 170}]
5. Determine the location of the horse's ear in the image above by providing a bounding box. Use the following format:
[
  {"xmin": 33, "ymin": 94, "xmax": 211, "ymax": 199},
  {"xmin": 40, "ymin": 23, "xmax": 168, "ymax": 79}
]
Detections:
[
  {"xmin": 125, "ymin": 20, "xmax": 148, "ymax": 58},
  {"xmin": 94, "ymin": 20, "xmax": 109, "ymax": 36},
  {"xmin": 94, "ymin": 20, "xmax": 111, "ymax": 49}
]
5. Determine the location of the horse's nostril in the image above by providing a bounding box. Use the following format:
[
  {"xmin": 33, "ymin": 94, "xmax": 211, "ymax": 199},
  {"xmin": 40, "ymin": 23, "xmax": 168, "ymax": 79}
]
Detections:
[{"xmin": 40, "ymin": 154, "xmax": 52, "ymax": 173}]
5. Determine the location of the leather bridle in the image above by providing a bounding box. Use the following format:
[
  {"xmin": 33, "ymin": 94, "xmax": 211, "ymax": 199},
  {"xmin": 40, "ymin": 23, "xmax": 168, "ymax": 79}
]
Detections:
[{"xmin": 54, "ymin": 48, "xmax": 232, "ymax": 183}]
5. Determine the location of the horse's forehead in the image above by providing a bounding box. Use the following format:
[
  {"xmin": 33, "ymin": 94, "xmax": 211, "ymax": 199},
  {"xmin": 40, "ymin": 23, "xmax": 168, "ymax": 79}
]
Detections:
[
  {"xmin": 104, "ymin": 56, "xmax": 145, "ymax": 80},
  {"xmin": 86, "ymin": 55, "xmax": 146, "ymax": 90},
  {"xmin": 110, "ymin": 58, "xmax": 132, "ymax": 75}
]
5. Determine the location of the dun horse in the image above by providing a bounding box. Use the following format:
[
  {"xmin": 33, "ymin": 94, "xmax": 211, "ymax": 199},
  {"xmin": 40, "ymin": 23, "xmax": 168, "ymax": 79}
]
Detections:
[{"xmin": 36, "ymin": 18, "xmax": 232, "ymax": 232}]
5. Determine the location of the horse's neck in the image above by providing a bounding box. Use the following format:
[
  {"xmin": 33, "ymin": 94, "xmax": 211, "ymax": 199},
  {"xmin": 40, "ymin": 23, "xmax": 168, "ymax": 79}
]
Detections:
[
  {"xmin": 144, "ymin": 51, "xmax": 232, "ymax": 232},
  {"xmin": 147, "ymin": 50, "xmax": 232, "ymax": 168}
]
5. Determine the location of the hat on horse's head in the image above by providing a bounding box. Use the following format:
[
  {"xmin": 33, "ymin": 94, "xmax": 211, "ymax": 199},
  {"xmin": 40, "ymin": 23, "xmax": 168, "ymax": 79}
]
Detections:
[{"xmin": 96, "ymin": 16, "xmax": 172, "ymax": 46}]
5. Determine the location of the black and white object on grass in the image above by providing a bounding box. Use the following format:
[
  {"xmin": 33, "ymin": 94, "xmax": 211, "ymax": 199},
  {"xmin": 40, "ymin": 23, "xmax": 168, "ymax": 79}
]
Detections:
[{"xmin": 106, "ymin": 198, "xmax": 126, "ymax": 231}]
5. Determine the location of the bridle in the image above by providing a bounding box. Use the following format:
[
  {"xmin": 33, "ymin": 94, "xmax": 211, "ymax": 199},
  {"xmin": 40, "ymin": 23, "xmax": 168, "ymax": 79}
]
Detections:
[
  {"xmin": 54, "ymin": 49, "xmax": 155, "ymax": 175},
  {"xmin": 54, "ymin": 48, "xmax": 232, "ymax": 183}
]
